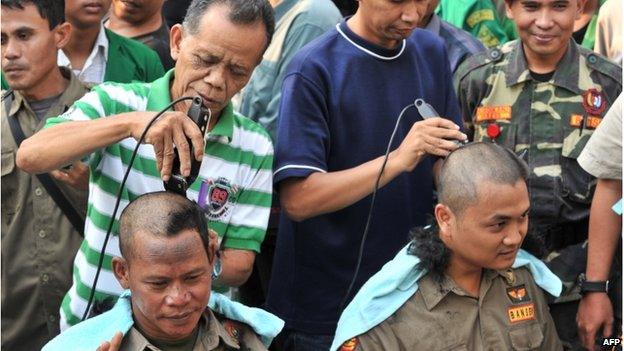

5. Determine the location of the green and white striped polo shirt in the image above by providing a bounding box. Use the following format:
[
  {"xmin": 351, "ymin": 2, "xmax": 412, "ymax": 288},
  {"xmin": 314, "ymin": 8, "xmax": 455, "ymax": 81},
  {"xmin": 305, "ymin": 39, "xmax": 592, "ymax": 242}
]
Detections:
[{"xmin": 45, "ymin": 70, "xmax": 274, "ymax": 329}]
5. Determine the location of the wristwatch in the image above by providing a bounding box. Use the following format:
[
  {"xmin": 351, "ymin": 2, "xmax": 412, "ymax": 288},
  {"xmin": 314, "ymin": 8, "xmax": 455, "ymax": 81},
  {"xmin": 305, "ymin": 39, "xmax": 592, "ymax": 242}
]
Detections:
[{"xmin": 579, "ymin": 273, "xmax": 610, "ymax": 294}]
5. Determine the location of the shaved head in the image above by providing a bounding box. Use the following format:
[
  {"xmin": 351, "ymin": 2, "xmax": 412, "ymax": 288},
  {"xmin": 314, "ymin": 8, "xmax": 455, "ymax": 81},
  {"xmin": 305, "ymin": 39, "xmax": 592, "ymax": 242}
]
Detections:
[
  {"xmin": 410, "ymin": 142, "xmax": 529, "ymax": 280},
  {"xmin": 118, "ymin": 191, "xmax": 209, "ymax": 262},
  {"xmin": 437, "ymin": 142, "xmax": 529, "ymax": 216}
]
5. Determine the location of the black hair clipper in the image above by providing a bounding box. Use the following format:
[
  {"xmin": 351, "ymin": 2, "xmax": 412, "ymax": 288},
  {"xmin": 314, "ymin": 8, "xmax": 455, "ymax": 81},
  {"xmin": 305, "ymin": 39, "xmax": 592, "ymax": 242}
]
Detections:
[
  {"xmin": 164, "ymin": 96, "xmax": 211, "ymax": 196},
  {"xmin": 414, "ymin": 98, "xmax": 467, "ymax": 147}
]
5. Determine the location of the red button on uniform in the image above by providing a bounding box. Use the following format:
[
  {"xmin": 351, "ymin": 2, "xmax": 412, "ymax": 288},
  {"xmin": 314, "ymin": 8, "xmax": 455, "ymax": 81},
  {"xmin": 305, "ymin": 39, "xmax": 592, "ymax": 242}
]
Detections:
[{"xmin": 487, "ymin": 123, "xmax": 501, "ymax": 140}]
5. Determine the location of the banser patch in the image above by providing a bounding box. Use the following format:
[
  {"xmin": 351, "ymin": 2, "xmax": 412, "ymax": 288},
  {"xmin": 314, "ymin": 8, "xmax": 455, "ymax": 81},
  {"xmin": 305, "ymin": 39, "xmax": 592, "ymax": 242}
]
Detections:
[
  {"xmin": 506, "ymin": 284, "xmax": 531, "ymax": 304},
  {"xmin": 508, "ymin": 303, "xmax": 535, "ymax": 323},
  {"xmin": 340, "ymin": 338, "xmax": 359, "ymax": 351},
  {"xmin": 476, "ymin": 106, "xmax": 511, "ymax": 122}
]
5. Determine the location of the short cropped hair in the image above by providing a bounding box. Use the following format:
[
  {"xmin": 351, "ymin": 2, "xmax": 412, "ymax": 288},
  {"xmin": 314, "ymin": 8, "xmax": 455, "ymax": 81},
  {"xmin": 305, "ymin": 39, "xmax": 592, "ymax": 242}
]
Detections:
[
  {"xmin": 1, "ymin": 0, "xmax": 64, "ymax": 29},
  {"xmin": 182, "ymin": 0, "xmax": 275, "ymax": 51},
  {"xmin": 409, "ymin": 142, "xmax": 529, "ymax": 282},
  {"xmin": 437, "ymin": 142, "xmax": 530, "ymax": 216},
  {"xmin": 118, "ymin": 191, "xmax": 210, "ymax": 261}
]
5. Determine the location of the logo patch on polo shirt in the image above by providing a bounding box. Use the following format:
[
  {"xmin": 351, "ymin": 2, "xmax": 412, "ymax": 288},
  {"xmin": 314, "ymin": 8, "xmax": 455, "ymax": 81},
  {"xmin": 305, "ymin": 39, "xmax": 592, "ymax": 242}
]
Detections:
[
  {"xmin": 506, "ymin": 285, "xmax": 531, "ymax": 304},
  {"xmin": 340, "ymin": 338, "xmax": 359, "ymax": 351},
  {"xmin": 508, "ymin": 303, "xmax": 535, "ymax": 323},
  {"xmin": 198, "ymin": 177, "xmax": 239, "ymax": 220},
  {"xmin": 475, "ymin": 106, "xmax": 511, "ymax": 122}
]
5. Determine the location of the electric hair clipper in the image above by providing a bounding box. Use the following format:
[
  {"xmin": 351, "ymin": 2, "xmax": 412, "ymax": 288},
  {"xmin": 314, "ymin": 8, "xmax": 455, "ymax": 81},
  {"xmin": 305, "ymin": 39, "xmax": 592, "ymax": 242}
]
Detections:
[{"xmin": 164, "ymin": 96, "xmax": 211, "ymax": 196}]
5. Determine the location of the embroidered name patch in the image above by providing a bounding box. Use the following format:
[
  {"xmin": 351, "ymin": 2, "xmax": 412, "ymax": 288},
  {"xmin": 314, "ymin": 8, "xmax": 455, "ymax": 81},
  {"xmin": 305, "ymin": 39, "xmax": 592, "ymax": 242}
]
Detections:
[
  {"xmin": 508, "ymin": 303, "xmax": 535, "ymax": 323},
  {"xmin": 476, "ymin": 106, "xmax": 511, "ymax": 122}
]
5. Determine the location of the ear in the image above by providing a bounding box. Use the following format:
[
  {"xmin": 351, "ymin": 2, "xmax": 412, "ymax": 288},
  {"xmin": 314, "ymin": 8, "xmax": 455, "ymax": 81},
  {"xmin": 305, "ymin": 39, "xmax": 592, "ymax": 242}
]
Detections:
[
  {"xmin": 434, "ymin": 203, "xmax": 455, "ymax": 243},
  {"xmin": 575, "ymin": 0, "xmax": 587, "ymax": 20},
  {"xmin": 505, "ymin": 0, "xmax": 514, "ymax": 20},
  {"xmin": 170, "ymin": 24, "xmax": 184, "ymax": 62},
  {"xmin": 54, "ymin": 22, "xmax": 72, "ymax": 49},
  {"xmin": 207, "ymin": 229, "xmax": 219, "ymax": 266},
  {"xmin": 112, "ymin": 257, "xmax": 131, "ymax": 290}
]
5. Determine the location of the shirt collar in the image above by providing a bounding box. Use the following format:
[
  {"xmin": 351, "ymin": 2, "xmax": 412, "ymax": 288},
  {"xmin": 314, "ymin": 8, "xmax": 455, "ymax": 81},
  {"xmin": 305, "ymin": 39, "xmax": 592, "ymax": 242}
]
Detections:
[
  {"xmin": 337, "ymin": 19, "xmax": 407, "ymax": 60},
  {"xmin": 9, "ymin": 66, "xmax": 86, "ymax": 118},
  {"xmin": 202, "ymin": 309, "xmax": 241, "ymax": 350},
  {"xmin": 56, "ymin": 66, "xmax": 88, "ymax": 112},
  {"xmin": 96, "ymin": 22, "xmax": 110, "ymax": 61},
  {"xmin": 424, "ymin": 14, "xmax": 442, "ymax": 36},
  {"xmin": 57, "ymin": 22, "xmax": 109, "ymax": 68},
  {"xmin": 273, "ymin": 0, "xmax": 299, "ymax": 20},
  {"xmin": 121, "ymin": 327, "xmax": 154, "ymax": 351},
  {"xmin": 146, "ymin": 69, "xmax": 235, "ymax": 141},
  {"xmin": 123, "ymin": 309, "xmax": 241, "ymax": 351},
  {"xmin": 419, "ymin": 269, "xmax": 499, "ymax": 311},
  {"xmin": 505, "ymin": 39, "xmax": 582, "ymax": 94}
]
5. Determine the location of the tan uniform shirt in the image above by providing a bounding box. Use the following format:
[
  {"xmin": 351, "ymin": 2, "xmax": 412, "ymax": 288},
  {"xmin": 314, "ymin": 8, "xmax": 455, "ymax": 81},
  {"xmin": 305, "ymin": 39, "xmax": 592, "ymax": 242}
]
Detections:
[
  {"xmin": 1, "ymin": 68, "xmax": 88, "ymax": 351},
  {"xmin": 120, "ymin": 309, "xmax": 268, "ymax": 351},
  {"xmin": 354, "ymin": 267, "xmax": 562, "ymax": 351}
]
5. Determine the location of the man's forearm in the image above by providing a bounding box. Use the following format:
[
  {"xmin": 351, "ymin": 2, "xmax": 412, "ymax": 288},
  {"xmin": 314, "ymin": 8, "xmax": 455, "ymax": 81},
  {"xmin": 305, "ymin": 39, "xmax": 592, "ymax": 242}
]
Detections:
[
  {"xmin": 279, "ymin": 151, "xmax": 408, "ymax": 222},
  {"xmin": 16, "ymin": 114, "xmax": 135, "ymax": 174},
  {"xmin": 585, "ymin": 179, "xmax": 622, "ymax": 281},
  {"xmin": 217, "ymin": 249, "xmax": 255, "ymax": 287}
]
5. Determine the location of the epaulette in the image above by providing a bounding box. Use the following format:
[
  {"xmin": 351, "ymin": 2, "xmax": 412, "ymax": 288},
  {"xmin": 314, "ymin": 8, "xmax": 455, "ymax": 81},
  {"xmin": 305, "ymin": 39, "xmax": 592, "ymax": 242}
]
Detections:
[
  {"xmin": 580, "ymin": 47, "xmax": 622, "ymax": 85},
  {"xmin": 222, "ymin": 319, "xmax": 243, "ymax": 345},
  {"xmin": 214, "ymin": 311, "xmax": 244, "ymax": 345},
  {"xmin": 455, "ymin": 47, "xmax": 503, "ymax": 84}
]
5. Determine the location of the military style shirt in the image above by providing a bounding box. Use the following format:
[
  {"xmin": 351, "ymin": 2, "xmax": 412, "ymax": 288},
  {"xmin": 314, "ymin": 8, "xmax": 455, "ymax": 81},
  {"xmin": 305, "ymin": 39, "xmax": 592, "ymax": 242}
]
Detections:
[
  {"xmin": 120, "ymin": 309, "xmax": 267, "ymax": 351},
  {"xmin": 455, "ymin": 40, "xmax": 622, "ymax": 246},
  {"xmin": 352, "ymin": 268, "xmax": 562, "ymax": 351},
  {"xmin": 1, "ymin": 68, "xmax": 89, "ymax": 351}
]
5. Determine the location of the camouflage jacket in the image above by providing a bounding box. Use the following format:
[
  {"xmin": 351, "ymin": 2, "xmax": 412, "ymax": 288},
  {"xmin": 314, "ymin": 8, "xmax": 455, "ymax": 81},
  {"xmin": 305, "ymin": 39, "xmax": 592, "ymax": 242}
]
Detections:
[{"xmin": 454, "ymin": 39, "xmax": 622, "ymax": 245}]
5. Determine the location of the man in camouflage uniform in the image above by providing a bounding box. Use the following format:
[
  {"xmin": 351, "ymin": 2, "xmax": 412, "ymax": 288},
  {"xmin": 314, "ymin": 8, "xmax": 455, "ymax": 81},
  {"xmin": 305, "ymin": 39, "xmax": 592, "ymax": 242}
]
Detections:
[{"xmin": 455, "ymin": 0, "xmax": 621, "ymax": 348}]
